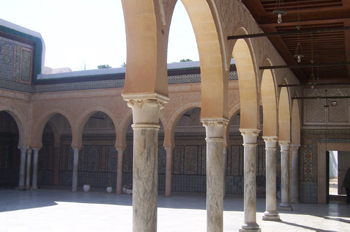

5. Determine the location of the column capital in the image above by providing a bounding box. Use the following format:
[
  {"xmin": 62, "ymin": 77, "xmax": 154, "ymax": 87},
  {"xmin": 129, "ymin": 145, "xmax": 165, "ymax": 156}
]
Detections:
[
  {"xmin": 164, "ymin": 146, "xmax": 174, "ymax": 152},
  {"xmin": 279, "ymin": 141, "xmax": 290, "ymax": 151},
  {"xmin": 72, "ymin": 147, "xmax": 81, "ymax": 152},
  {"xmin": 18, "ymin": 146, "xmax": 29, "ymax": 151},
  {"xmin": 122, "ymin": 93, "xmax": 169, "ymax": 128},
  {"xmin": 115, "ymin": 147, "xmax": 126, "ymax": 152},
  {"xmin": 201, "ymin": 118, "xmax": 228, "ymax": 139},
  {"xmin": 26, "ymin": 148, "xmax": 33, "ymax": 154},
  {"xmin": 290, "ymin": 144, "xmax": 301, "ymax": 148},
  {"xmin": 32, "ymin": 148, "xmax": 41, "ymax": 153},
  {"xmin": 263, "ymin": 136, "xmax": 278, "ymax": 148},
  {"xmin": 240, "ymin": 129, "xmax": 260, "ymax": 144}
]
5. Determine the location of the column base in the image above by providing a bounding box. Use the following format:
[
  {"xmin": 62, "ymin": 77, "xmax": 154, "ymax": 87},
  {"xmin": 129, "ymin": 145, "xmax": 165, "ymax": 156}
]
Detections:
[
  {"xmin": 31, "ymin": 186, "xmax": 39, "ymax": 190},
  {"xmin": 16, "ymin": 185, "xmax": 26, "ymax": 191},
  {"xmin": 239, "ymin": 229, "xmax": 261, "ymax": 232},
  {"xmin": 278, "ymin": 204, "xmax": 293, "ymax": 211},
  {"xmin": 240, "ymin": 223, "xmax": 261, "ymax": 232},
  {"xmin": 262, "ymin": 211, "xmax": 281, "ymax": 221}
]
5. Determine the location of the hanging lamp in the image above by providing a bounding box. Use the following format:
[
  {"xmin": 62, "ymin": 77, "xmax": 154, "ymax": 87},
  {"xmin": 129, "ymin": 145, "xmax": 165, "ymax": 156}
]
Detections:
[{"xmin": 273, "ymin": 0, "xmax": 287, "ymax": 24}]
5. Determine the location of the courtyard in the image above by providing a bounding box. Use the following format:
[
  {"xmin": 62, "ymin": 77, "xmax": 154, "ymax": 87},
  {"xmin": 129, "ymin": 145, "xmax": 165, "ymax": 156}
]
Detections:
[{"xmin": 0, "ymin": 187, "xmax": 349, "ymax": 232}]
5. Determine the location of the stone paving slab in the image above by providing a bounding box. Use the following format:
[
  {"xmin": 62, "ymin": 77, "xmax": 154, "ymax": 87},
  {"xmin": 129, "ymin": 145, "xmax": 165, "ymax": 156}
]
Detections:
[{"xmin": 0, "ymin": 186, "xmax": 349, "ymax": 232}]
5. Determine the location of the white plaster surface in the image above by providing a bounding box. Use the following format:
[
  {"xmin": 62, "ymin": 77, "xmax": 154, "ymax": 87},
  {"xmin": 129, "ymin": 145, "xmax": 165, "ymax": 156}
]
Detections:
[{"xmin": 1, "ymin": 187, "xmax": 350, "ymax": 232}]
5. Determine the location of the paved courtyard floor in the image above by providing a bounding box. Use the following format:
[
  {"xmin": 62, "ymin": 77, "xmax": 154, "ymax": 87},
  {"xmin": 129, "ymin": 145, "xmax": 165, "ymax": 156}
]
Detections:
[{"xmin": 1, "ymin": 186, "xmax": 349, "ymax": 232}]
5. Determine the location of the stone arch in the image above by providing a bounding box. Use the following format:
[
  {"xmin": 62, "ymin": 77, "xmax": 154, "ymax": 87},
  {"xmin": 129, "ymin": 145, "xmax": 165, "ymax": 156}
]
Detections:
[
  {"xmin": 121, "ymin": 0, "xmax": 170, "ymax": 97},
  {"xmin": 32, "ymin": 108, "xmax": 73, "ymax": 149},
  {"xmin": 232, "ymin": 27, "xmax": 259, "ymax": 129},
  {"xmin": 0, "ymin": 106, "xmax": 28, "ymax": 147},
  {"xmin": 72, "ymin": 106, "xmax": 118, "ymax": 149},
  {"xmin": 164, "ymin": 101, "xmax": 201, "ymax": 148},
  {"xmin": 278, "ymin": 87, "xmax": 291, "ymax": 141},
  {"xmin": 260, "ymin": 58, "xmax": 278, "ymax": 137},
  {"xmin": 181, "ymin": 0, "xmax": 227, "ymax": 119}
]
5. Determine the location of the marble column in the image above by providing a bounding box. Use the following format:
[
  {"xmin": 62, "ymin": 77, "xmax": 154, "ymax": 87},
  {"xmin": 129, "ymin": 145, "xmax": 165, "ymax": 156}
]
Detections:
[
  {"xmin": 165, "ymin": 147, "xmax": 173, "ymax": 197},
  {"xmin": 72, "ymin": 147, "xmax": 80, "ymax": 192},
  {"xmin": 123, "ymin": 94, "xmax": 169, "ymax": 232},
  {"xmin": 25, "ymin": 148, "xmax": 32, "ymax": 189},
  {"xmin": 17, "ymin": 147, "xmax": 28, "ymax": 190},
  {"xmin": 116, "ymin": 147, "xmax": 125, "ymax": 195},
  {"xmin": 262, "ymin": 136, "xmax": 280, "ymax": 221},
  {"xmin": 279, "ymin": 141, "xmax": 292, "ymax": 211},
  {"xmin": 239, "ymin": 129, "xmax": 261, "ymax": 232},
  {"xmin": 31, "ymin": 148, "xmax": 40, "ymax": 190},
  {"xmin": 223, "ymin": 147, "xmax": 227, "ymax": 199},
  {"xmin": 202, "ymin": 119, "xmax": 227, "ymax": 232},
  {"xmin": 291, "ymin": 144, "xmax": 300, "ymax": 204}
]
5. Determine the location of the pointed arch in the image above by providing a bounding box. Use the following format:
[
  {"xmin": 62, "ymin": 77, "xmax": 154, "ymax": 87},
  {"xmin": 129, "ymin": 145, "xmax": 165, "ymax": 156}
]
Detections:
[
  {"xmin": 72, "ymin": 106, "xmax": 118, "ymax": 149},
  {"xmin": 0, "ymin": 106, "xmax": 28, "ymax": 147},
  {"xmin": 232, "ymin": 27, "xmax": 259, "ymax": 129},
  {"xmin": 278, "ymin": 87, "xmax": 291, "ymax": 141},
  {"xmin": 32, "ymin": 109, "xmax": 73, "ymax": 149},
  {"xmin": 181, "ymin": 0, "xmax": 227, "ymax": 119},
  {"xmin": 260, "ymin": 58, "xmax": 278, "ymax": 136}
]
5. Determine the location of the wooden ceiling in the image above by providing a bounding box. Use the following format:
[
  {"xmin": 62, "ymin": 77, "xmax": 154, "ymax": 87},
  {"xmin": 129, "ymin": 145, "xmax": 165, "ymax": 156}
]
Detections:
[{"xmin": 241, "ymin": 0, "xmax": 350, "ymax": 84}]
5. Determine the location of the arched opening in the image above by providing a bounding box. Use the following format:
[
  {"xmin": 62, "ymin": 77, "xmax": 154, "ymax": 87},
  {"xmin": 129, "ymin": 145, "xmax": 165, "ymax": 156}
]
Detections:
[
  {"xmin": 0, "ymin": 111, "xmax": 20, "ymax": 187},
  {"xmin": 78, "ymin": 111, "xmax": 117, "ymax": 189},
  {"xmin": 168, "ymin": 107, "xmax": 206, "ymax": 192},
  {"xmin": 39, "ymin": 114, "xmax": 72, "ymax": 187},
  {"xmin": 225, "ymin": 107, "xmax": 267, "ymax": 196}
]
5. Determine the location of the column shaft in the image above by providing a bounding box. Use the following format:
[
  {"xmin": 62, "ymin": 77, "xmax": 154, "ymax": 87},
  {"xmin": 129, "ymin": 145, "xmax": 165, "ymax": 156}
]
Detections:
[
  {"xmin": 291, "ymin": 145, "xmax": 300, "ymax": 203},
  {"xmin": 72, "ymin": 148, "xmax": 80, "ymax": 192},
  {"xmin": 263, "ymin": 136, "xmax": 280, "ymax": 221},
  {"xmin": 116, "ymin": 147, "xmax": 124, "ymax": 194},
  {"xmin": 17, "ymin": 147, "xmax": 27, "ymax": 189},
  {"xmin": 202, "ymin": 119, "xmax": 227, "ymax": 232},
  {"xmin": 223, "ymin": 147, "xmax": 227, "ymax": 199},
  {"xmin": 25, "ymin": 149, "xmax": 32, "ymax": 189},
  {"xmin": 240, "ymin": 129, "xmax": 261, "ymax": 232},
  {"xmin": 279, "ymin": 141, "xmax": 292, "ymax": 210},
  {"xmin": 165, "ymin": 147, "xmax": 173, "ymax": 197},
  {"xmin": 31, "ymin": 148, "xmax": 40, "ymax": 190},
  {"xmin": 132, "ymin": 127, "xmax": 158, "ymax": 232}
]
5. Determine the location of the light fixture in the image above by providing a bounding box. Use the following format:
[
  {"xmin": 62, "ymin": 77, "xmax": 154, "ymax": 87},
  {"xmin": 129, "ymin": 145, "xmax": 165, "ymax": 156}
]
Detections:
[
  {"xmin": 273, "ymin": 0, "xmax": 287, "ymax": 24},
  {"xmin": 331, "ymin": 101, "xmax": 337, "ymax": 106},
  {"xmin": 309, "ymin": 34, "xmax": 317, "ymax": 88},
  {"xmin": 294, "ymin": 1, "xmax": 304, "ymax": 63}
]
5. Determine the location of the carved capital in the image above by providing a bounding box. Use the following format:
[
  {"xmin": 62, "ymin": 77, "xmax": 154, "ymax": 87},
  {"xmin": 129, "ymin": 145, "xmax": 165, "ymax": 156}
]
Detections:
[
  {"xmin": 290, "ymin": 144, "xmax": 300, "ymax": 153},
  {"xmin": 279, "ymin": 141, "xmax": 291, "ymax": 151},
  {"xmin": 239, "ymin": 129, "xmax": 260, "ymax": 144},
  {"xmin": 122, "ymin": 93, "xmax": 169, "ymax": 128},
  {"xmin": 263, "ymin": 136, "xmax": 278, "ymax": 148},
  {"xmin": 201, "ymin": 118, "xmax": 228, "ymax": 139}
]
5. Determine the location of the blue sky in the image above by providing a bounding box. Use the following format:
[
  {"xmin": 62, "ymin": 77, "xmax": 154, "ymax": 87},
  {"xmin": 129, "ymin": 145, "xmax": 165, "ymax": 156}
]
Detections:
[{"xmin": 0, "ymin": 0, "xmax": 199, "ymax": 71}]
